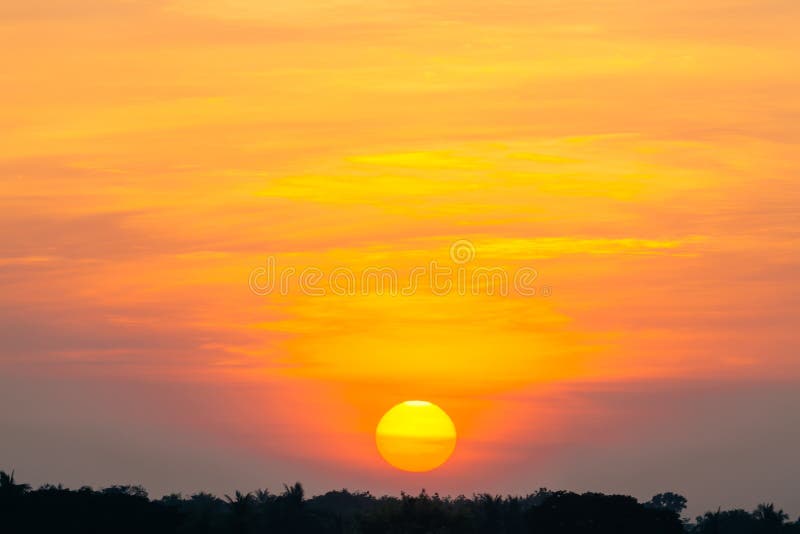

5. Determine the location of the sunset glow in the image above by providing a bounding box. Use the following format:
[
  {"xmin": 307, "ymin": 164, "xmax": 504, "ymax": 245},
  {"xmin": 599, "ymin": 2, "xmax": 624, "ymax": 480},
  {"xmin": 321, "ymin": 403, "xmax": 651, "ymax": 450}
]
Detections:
[{"xmin": 2, "ymin": 0, "xmax": 799, "ymax": 516}]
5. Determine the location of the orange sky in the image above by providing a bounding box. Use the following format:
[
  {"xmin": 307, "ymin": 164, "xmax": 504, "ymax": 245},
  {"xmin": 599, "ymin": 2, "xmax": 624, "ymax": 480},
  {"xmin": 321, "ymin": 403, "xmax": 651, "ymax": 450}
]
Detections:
[{"xmin": 1, "ymin": 0, "xmax": 799, "ymax": 516}]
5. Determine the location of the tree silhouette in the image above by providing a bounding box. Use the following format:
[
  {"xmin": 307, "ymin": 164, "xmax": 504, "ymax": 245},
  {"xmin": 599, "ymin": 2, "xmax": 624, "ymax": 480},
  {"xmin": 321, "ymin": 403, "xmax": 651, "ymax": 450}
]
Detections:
[
  {"xmin": 526, "ymin": 491, "xmax": 684, "ymax": 533},
  {"xmin": 694, "ymin": 505, "xmax": 794, "ymax": 534},
  {"xmin": 1, "ymin": 470, "xmax": 799, "ymax": 534},
  {"xmin": 648, "ymin": 492, "xmax": 689, "ymax": 515},
  {"xmin": 753, "ymin": 503, "xmax": 789, "ymax": 532},
  {"xmin": 0, "ymin": 470, "xmax": 31, "ymax": 497},
  {"xmin": 224, "ymin": 491, "xmax": 255, "ymax": 534}
]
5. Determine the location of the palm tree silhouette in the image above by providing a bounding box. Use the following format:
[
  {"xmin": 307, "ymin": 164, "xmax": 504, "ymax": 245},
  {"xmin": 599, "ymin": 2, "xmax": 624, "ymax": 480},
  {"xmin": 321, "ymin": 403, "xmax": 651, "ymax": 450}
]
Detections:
[
  {"xmin": 754, "ymin": 503, "xmax": 789, "ymax": 530},
  {"xmin": 225, "ymin": 490, "xmax": 255, "ymax": 534},
  {"xmin": 282, "ymin": 482, "xmax": 305, "ymax": 507},
  {"xmin": 0, "ymin": 471, "xmax": 31, "ymax": 497}
]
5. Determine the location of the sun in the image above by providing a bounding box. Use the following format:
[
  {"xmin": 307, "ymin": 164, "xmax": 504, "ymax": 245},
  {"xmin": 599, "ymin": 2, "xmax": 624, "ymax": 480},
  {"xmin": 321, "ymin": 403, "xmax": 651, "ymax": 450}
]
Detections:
[{"xmin": 375, "ymin": 400, "xmax": 457, "ymax": 472}]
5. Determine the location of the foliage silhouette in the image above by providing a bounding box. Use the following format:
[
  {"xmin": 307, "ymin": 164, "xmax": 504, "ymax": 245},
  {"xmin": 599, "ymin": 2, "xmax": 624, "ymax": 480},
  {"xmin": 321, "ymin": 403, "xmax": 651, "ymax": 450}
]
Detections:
[
  {"xmin": 1, "ymin": 470, "xmax": 798, "ymax": 534},
  {"xmin": 648, "ymin": 492, "xmax": 690, "ymax": 515}
]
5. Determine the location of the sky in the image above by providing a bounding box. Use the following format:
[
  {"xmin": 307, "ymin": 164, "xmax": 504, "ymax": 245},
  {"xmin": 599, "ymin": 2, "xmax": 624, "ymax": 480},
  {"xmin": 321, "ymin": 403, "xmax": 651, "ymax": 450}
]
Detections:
[{"xmin": 1, "ymin": 0, "xmax": 799, "ymax": 518}]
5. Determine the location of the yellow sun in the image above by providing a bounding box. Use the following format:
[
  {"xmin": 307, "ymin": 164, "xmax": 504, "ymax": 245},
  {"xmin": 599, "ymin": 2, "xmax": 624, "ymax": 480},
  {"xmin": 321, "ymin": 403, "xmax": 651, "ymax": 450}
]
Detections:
[{"xmin": 375, "ymin": 400, "xmax": 457, "ymax": 472}]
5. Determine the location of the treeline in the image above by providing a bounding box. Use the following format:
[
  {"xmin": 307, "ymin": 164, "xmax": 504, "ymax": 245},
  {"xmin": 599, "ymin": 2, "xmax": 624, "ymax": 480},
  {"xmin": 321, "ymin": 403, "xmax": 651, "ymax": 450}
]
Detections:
[{"xmin": 1, "ymin": 471, "xmax": 797, "ymax": 533}]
